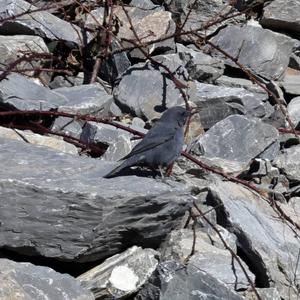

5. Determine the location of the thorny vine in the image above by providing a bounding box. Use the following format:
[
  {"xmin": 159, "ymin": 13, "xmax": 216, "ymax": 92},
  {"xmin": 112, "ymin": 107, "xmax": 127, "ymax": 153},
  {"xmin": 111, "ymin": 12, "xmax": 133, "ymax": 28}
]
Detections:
[{"xmin": 0, "ymin": 0, "xmax": 299, "ymax": 298}]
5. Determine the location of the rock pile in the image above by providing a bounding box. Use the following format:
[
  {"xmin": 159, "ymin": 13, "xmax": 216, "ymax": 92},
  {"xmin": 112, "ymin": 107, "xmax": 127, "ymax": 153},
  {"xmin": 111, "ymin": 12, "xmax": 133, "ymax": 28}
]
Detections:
[{"xmin": 0, "ymin": 0, "xmax": 300, "ymax": 299}]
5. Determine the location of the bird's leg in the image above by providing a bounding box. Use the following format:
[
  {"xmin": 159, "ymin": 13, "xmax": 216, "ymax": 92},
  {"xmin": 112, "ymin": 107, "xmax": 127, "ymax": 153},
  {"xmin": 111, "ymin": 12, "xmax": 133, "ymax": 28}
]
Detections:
[
  {"xmin": 166, "ymin": 162, "xmax": 174, "ymax": 177},
  {"xmin": 158, "ymin": 166, "xmax": 165, "ymax": 180}
]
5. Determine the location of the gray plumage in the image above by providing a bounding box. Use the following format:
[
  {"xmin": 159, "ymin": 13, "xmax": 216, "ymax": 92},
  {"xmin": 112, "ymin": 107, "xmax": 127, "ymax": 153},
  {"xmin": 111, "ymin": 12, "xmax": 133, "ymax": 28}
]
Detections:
[{"xmin": 104, "ymin": 106, "xmax": 189, "ymax": 178}]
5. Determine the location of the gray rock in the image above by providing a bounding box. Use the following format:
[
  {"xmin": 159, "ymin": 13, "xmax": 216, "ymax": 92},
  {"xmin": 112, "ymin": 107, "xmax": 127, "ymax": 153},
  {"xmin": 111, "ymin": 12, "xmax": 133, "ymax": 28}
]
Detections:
[
  {"xmin": 135, "ymin": 260, "xmax": 244, "ymax": 300},
  {"xmin": 208, "ymin": 25, "xmax": 295, "ymax": 80},
  {"xmin": 216, "ymin": 75, "xmax": 269, "ymax": 99},
  {"xmin": 191, "ymin": 115, "xmax": 279, "ymax": 169},
  {"xmin": 113, "ymin": 61, "xmax": 185, "ymax": 120},
  {"xmin": 0, "ymin": 258, "xmax": 94, "ymax": 300},
  {"xmin": 0, "ymin": 35, "xmax": 49, "ymax": 76},
  {"xmin": 0, "ymin": 0, "xmax": 87, "ymax": 44},
  {"xmin": 80, "ymin": 121, "xmax": 133, "ymax": 161},
  {"xmin": 0, "ymin": 137, "xmax": 191, "ymax": 262},
  {"xmin": 290, "ymin": 53, "xmax": 300, "ymax": 70},
  {"xmin": 86, "ymin": 6, "xmax": 174, "ymax": 59},
  {"xmin": 78, "ymin": 246, "xmax": 159, "ymax": 299},
  {"xmin": 100, "ymin": 39, "xmax": 131, "ymax": 83},
  {"xmin": 0, "ymin": 126, "xmax": 78, "ymax": 155},
  {"xmin": 130, "ymin": 0, "xmax": 160, "ymax": 9},
  {"xmin": 273, "ymin": 144, "xmax": 300, "ymax": 182},
  {"xmin": 245, "ymin": 287, "xmax": 281, "ymax": 300},
  {"xmin": 54, "ymin": 83, "xmax": 114, "ymax": 116},
  {"xmin": 165, "ymin": 0, "xmax": 242, "ymax": 40},
  {"xmin": 51, "ymin": 117, "xmax": 84, "ymax": 139},
  {"xmin": 176, "ymin": 43, "xmax": 225, "ymax": 83},
  {"xmin": 261, "ymin": 0, "xmax": 300, "ymax": 35},
  {"xmin": 203, "ymin": 180, "xmax": 300, "ymax": 298},
  {"xmin": 280, "ymin": 72, "xmax": 300, "ymax": 95},
  {"xmin": 0, "ymin": 73, "xmax": 67, "ymax": 110},
  {"xmin": 161, "ymin": 229, "xmax": 253, "ymax": 290},
  {"xmin": 188, "ymin": 82, "xmax": 270, "ymax": 129},
  {"xmin": 49, "ymin": 73, "xmax": 85, "ymax": 89},
  {"xmin": 287, "ymin": 96, "xmax": 300, "ymax": 128}
]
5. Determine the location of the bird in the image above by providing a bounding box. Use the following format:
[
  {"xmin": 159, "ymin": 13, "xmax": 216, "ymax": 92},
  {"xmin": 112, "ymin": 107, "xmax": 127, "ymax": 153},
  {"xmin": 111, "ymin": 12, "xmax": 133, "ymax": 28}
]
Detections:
[{"xmin": 103, "ymin": 106, "xmax": 190, "ymax": 178}]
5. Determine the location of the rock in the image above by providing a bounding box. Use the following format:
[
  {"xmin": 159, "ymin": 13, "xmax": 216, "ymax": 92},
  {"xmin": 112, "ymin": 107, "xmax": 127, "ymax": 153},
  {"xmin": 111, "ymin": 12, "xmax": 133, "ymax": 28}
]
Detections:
[
  {"xmin": 202, "ymin": 180, "xmax": 300, "ymax": 298},
  {"xmin": 78, "ymin": 246, "xmax": 159, "ymax": 299},
  {"xmin": 245, "ymin": 287, "xmax": 281, "ymax": 300},
  {"xmin": 113, "ymin": 61, "xmax": 185, "ymax": 120},
  {"xmin": 287, "ymin": 96, "xmax": 300, "ymax": 128},
  {"xmin": 99, "ymin": 39, "xmax": 131, "ymax": 83},
  {"xmin": 131, "ymin": 0, "xmax": 160, "ymax": 9},
  {"xmin": 0, "ymin": 35, "xmax": 49, "ymax": 77},
  {"xmin": 176, "ymin": 43, "xmax": 225, "ymax": 83},
  {"xmin": 273, "ymin": 144, "xmax": 300, "ymax": 182},
  {"xmin": 161, "ymin": 229, "xmax": 253, "ymax": 290},
  {"xmin": 188, "ymin": 82, "xmax": 270, "ymax": 129},
  {"xmin": 0, "ymin": 127, "xmax": 78, "ymax": 154},
  {"xmin": 53, "ymin": 83, "xmax": 114, "ymax": 116},
  {"xmin": 290, "ymin": 53, "xmax": 300, "ymax": 70},
  {"xmin": 86, "ymin": 6, "xmax": 174, "ymax": 59},
  {"xmin": 280, "ymin": 72, "xmax": 300, "ymax": 95},
  {"xmin": 51, "ymin": 117, "xmax": 84, "ymax": 139},
  {"xmin": 165, "ymin": 0, "xmax": 242, "ymax": 40},
  {"xmin": 0, "ymin": 0, "xmax": 87, "ymax": 44},
  {"xmin": 0, "ymin": 258, "xmax": 94, "ymax": 300},
  {"xmin": 0, "ymin": 73, "xmax": 67, "ymax": 111},
  {"xmin": 215, "ymin": 75, "xmax": 268, "ymax": 99},
  {"xmin": 135, "ymin": 260, "xmax": 244, "ymax": 300},
  {"xmin": 49, "ymin": 73, "xmax": 85, "ymax": 89},
  {"xmin": 0, "ymin": 137, "xmax": 191, "ymax": 262},
  {"xmin": 261, "ymin": 0, "xmax": 300, "ymax": 35},
  {"xmin": 263, "ymin": 104, "xmax": 287, "ymax": 128},
  {"xmin": 208, "ymin": 25, "xmax": 295, "ymax": 80},
  {"xmin": 191, "ymin": 115, "xmax": 279, "ymax": 170},
  {"xmin": 80, "ymin": 121, "xmax": 133, "ymax": 161}
]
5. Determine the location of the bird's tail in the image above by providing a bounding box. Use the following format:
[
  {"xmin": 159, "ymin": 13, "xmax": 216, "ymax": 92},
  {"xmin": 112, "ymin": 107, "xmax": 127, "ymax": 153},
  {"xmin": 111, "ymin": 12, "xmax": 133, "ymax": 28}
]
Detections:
[{"xmin": 103, "ymin": 159, "xmax": 134, "ymax": 178}]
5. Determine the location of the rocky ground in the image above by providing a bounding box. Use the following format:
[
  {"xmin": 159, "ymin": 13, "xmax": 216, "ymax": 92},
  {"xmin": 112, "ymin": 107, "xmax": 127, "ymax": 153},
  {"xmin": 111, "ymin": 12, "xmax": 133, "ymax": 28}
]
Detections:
[{"xmin": 0, "ymin": 0, "xmax": 300, "ymax": 299}]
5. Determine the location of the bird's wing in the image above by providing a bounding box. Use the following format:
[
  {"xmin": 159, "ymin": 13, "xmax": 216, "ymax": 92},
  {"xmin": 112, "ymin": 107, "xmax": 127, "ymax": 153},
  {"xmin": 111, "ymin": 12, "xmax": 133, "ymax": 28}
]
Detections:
[{"xmin": 121, "ymin": 125, "xmax": 175, "ymax": 160}]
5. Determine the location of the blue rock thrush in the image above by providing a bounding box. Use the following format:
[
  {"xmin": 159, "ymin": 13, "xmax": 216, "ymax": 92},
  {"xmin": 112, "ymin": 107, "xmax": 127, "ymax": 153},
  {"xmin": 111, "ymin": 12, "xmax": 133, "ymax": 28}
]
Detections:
[{"xmin": 104, "ymin": 106, "xmax": 189, "ymax": 178}]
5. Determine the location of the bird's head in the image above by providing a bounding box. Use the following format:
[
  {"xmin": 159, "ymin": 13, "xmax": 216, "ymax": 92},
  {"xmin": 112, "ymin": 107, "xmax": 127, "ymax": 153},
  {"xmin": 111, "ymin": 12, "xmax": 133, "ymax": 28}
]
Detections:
[{"xmin": 159, "ymin": 106, "xmax": 190, "ymax": 127}]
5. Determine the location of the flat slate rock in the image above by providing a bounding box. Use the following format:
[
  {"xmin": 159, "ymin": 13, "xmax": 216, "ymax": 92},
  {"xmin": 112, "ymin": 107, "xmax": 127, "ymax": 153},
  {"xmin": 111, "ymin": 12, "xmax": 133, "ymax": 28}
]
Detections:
[
  {"xmin": 0, "ymin": 0, "xmax": 87, "ymax": 44},
  {"xmin": 166, "ymin": 0, "xmax": 242, "ymax": 40},
  {"xmin": 287, "ymin": 96, "xmax": 300, "ymax": 127},
  {"xmin": 86, "ymin": 6, "xmax": 174, "ymax": 59},
  {"xmin": 261, "ymin": 0, "xmax": 300, "ymax": 35},
  {"xmin": 54, "ymin": 83, "xmax": 114, "ymax": 116},
  {"xmin": 273, "ymin": 144, "xmax": 300, "ymax": 182},
  {"xmin": 189, "ymin": 81, "xmax": 270, "ymax": 129},
  {"xmin": 0, "ymin": 73, "xmax": 67, "ymax": 110},
  {"xmin": 0, "ymin": 127, "xmax": 78, "ymax": 155},
  {"xmin": 191, "ymin": 115, "xmax": 279, "ymax": 169},
  {"xmin": 161, "ymin": 229, "xmax": 254, "ymax": 291},
  {"xmin": 0, "ymin": 35, "xmax": 49, "ymax": 75},
  {"xmin": 0, "ymin": 258, "xmax": 94, "ymax": 300},
  {"xmin": 78, "ymin": 246, "xmax": 159, "ymax": 299},
  {"xmin": 176, "ymin": 43, "xmax": 225, "ymax": 83},
  {"xmin": 204, "ymin": 180, "xmax": 300, "ymax": 298},
  {"xmin": 135, "ymin": 260, "xmax": 244, "ymax": 300},
  {"xmin": 113, "ymin": 61, "xmax": 185, "ymax": 120},
  {"xmin": 216, "ymin": 75, "xmax": 269, "ymax": 98},
  {"xmin": 208, "ymin": 24, "xmax": 295, "ymax": 80},
  {"xmin": 0, "ymin": 137, "xmax": 191, "ymax": 262},
  {"xmin": 280, "ymin": 73, "xmax": 300, "ymax": 95}
]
